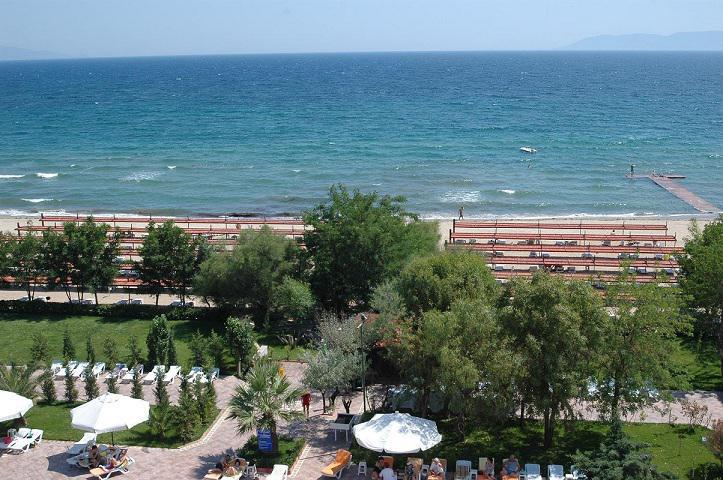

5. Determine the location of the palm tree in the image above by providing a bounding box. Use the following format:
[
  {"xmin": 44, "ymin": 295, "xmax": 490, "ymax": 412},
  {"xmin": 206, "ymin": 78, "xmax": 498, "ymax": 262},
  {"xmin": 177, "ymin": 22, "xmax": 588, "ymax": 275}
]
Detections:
[
  {"xmin": 227, "ymin": 359, "xmax": 304, "ymax": 454},
  {"xmin": 0, "ymin": 364, "xmax": 38, "ymax": 399}
]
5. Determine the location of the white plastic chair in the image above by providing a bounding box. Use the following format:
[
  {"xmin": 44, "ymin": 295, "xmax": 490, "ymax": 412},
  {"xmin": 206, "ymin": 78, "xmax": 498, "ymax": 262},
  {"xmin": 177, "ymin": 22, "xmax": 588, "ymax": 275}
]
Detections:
[
  {"xmin": 524, "ymin": 464, "xmax": 542, "ymax": 480},
  {"xmin": 143, "ymin": 365, "xmax": 165, "ymax": 384},
  {"xmin": 72, "ymin": 362, "xmax": 90, "ymax": 378},
  {"xmin": 357, "ymin": 461, "xmax": 367, "ymax": 476},
  {"xmin": 67, "ymin": 432, "xmax": 97, "ymax": 455},
  {"xmin": 56, "ymin": 361, "xmax": 78, "ymax": 378},
  {"xmin": 163, "ymin": 365, "xmax": 181, "ymax": 383},
  {"xmin": 245, "ymin": 464, "xmax": 257, "ymax": 478},
  {"xmin": 186, "ymin": 366, "xmax": 204, "ymax": 383},
  {"xmin": 200, "ymin": 367, "xmax": 220, "ymax": 383},
  {"xmin": 455, "ymin": 460, "xmax": 473, "ymax": 480},
  {"xmin": 548, "ymin": 465, "xmax": 564, "ymax": 480}
]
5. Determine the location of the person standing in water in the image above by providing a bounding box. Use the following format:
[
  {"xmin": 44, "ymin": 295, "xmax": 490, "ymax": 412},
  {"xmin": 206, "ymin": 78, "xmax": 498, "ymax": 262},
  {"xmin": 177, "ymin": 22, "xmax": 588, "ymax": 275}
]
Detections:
[{"xmin": 458, "ymin": 205, "xmax": 464, "ymax": 219}]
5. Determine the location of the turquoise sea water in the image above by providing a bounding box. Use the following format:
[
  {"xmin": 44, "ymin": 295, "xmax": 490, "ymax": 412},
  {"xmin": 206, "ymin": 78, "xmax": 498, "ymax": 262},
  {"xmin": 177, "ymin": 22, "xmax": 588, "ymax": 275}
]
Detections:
[{"xmin": 0, "ymin": 52, "xmax": 721, "ymax": 218}]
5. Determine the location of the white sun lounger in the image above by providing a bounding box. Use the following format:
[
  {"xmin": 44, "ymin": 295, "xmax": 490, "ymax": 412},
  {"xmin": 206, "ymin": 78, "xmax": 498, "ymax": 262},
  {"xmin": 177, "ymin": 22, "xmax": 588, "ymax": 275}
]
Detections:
[
  {"xmin": 82, "ymin": 362, "xmax": 106, "ymax": 379},
  {"xmin": 16, "ymin": 428, "xmax": 43, "ymax": 445},
  {"xmin": 143, "ymin": 365, "xmax": 165, "ymax": 384},
  {"xmin": 268, "ymin": 464, "xmax": 288, "ymax": 480},
  {"xmin": 72, "ymin": 362, "xmax": 90, "ymax": 378},
  {"xmin": 107, "ymin": 363, "xmax": 128, "ymax": 381},
  {"xmin": 185, "ymin": 366, "xmax": 204, "ymax": 383},
  {"xmin": 55, "ymin": 361, "xmax": 79, "ymax": 378},
  {"xmin": 67, "ymin": 432, "xmax": 97, "ymax": 455},
  {"xmin": 199, "ymin": 367, "xmax": 220, "ymax": 384},
  {"xmin": 90, "ymin": 456, "xmax": 135, "ymax": 479},
  {"xmin": 162, "ymin": 365, "xmax": 181, "ymax": 384},
  {"xmin": 121, "ymin": 364, "xmax": 144, "ymax": 383},
  {"xmin": 50, "ymin": 359, "xmax": 64, "ymax": 375}
]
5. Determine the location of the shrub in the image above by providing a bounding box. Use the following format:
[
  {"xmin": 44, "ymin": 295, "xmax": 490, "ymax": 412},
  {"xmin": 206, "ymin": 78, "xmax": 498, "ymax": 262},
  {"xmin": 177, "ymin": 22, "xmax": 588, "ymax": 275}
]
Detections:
[{"xmin": 235, "ymin": 435, "xmax": 305, "ymax": 469}]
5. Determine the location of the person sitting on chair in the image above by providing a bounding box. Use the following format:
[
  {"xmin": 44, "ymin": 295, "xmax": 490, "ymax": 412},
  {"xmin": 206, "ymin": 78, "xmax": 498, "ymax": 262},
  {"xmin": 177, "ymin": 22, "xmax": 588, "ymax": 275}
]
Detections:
[
  {"xmin": 372, "ymin": 456, "xmax": 385, "ymax": 480},
  {"xmin": 429, "ymin": 458, "xmax": 445, "ymax": 478},
  {"xmin": 481, "ymin": 458, "xmax": 495, "ymax": 480},
  {"xmin": 502, "ymin": 455, "xmax": 520, "ymax": 478},
  {"xmin": 88, "ymin": 445, "xmax": 101, "ymax": 468}
]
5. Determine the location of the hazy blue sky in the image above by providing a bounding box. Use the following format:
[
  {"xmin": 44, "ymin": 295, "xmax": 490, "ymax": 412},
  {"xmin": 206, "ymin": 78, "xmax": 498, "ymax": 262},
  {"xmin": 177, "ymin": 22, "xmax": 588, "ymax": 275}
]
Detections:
[{"xmin": 1, "ymin": 0, "xmax": 722, "ymax": 57}]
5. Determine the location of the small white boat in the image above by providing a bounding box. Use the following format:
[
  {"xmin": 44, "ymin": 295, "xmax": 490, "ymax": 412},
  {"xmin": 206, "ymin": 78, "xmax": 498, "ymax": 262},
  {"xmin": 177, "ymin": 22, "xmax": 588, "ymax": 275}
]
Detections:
[{"xmin": 520, "ymin": 146, "xmax": 537, "ymax": 154}]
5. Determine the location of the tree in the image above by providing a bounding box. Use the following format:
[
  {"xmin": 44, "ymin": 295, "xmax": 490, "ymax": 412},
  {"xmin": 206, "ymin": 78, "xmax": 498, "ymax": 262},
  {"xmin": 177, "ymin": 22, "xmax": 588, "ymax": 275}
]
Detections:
[
  {"xmin": 225, "ymin": 317, "xmax": 254, "ymax": 376},
  {"xmin": 0, "ymin": 364, "xmax": 38, "ymax": 399},
  {"xmin": 42, "ymin": 229, "xmax": 73, "ymax": 301},
  {"xmin": 189, "ymin": 330, "xmax": 207, "ymax": 368},
  {"xmin": 677, "ymin": 216, "xmax": 723, "ymax": 375},
  {"xmin": 0, "ymin": 232, "xmax": 12, "ymax": 279},
  {"xmin": 127, "ymin": 335, "xmax": 143, "ymax": 366},
  {"xmin": 107, "ymin": 373, "xmax": 118, "ymax": 394},
  {"xmin": 303, "ymin": 184, "xmax": 438, "ymax": 312},
  {"xmin": 131, "ymin": 367, "xmax": 143, "ymax": 399},
  {"xmin": 149, "ymin": 404, "xmax": 172, "ymax": 440},
  {"xmin": 62, "ymin": 328, "xmax": 76, "ymax": 361},
  {"xmin": 86, "ymin": 337, "xmax": 96, "ymax": 365},
  {"xmin": 706, "ymin": 419, "xmax": 723, "ymax": 466},
  {"xmin": 370, "ymin": 279, "xmax": 407, "ymax": 324},
  {"xmin": 153, "ymin": 371, "xmax": 169, "ymax": 407},
  {"xmin": 203, "ymin": 373, "xmax": 217, "ymax": 422},
  {"xmin": 30, "ymin": 332, "xmax": 50, "ymax": 365},
  {"xmin": 167, "ymin": 329, "xmax": 178, "ymax": 366},
  {"xmin": 64, "ymin": 366, "xmax": 78, "ymax": 402},
  {"xmin": 271, "ymin": 276, "xmax": 315, "ymax": 321},
  {"xmin": 194, "ymin": 226, "xmax": 300, "ymax": 324},
  {"xmin": 138, "ymin": 220, "xmax": 208, "ymax": 305},
  {"xmin": 573, "ymin": 420, "xmax": 676, "ymax": 480},
  {"xmin": 207, "ymin": 329, "xmax": 226, "ymax": 369},
  {"xmin": 9, "ymin": 233, "xmax": 43, "ymax": 299},
  {"xmin": 302, "ymin": 348, "xmax": 359, "ymax": 413},
  {"xmin": 175, "ymin": 375, "xmax": 199, "ymax": 442},
  {"xmin": 146, "ymin": 315, "xmax": 170, "ymax": 367},
  {"xmin": 62, "ymin": 218, "xmax": 120, "ymax": 302},
  {"xmin": 592, "ymin": 271, "xmax": 689, "ymax": 420},
  {"xmin": 103, "ymin": 336, "xmax": 118, "ymax": 366},
  {"xmin": 40, "ymin": 367, "xmax": 56, "ymax": 403},
  {"xmin": 500, "ymin": 272, "xmax": 605, "ymax": 449},
  {"xmin": 84, "ymin": 364, "xmax": 99, "ymax": 399},
  {"xmin": 193, "ymin": 378, "xmax": 208, "ymax": 423},
  {"xmin": 397, "ymin": 251, "xmax": 499, "ymax": 316},
  {"xmin": 227, "ymin": 359, "xmax": 304, "ymax": 454}
]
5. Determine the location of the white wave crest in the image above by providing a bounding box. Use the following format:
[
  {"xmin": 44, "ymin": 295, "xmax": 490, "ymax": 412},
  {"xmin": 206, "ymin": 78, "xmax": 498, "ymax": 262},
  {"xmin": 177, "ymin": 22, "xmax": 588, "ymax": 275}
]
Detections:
[
  {"xmin": 440, "ymin": 190, "xmax": 481, "ymax": 203},
  {"xmin": 167, "ymin": 165, "xmax": 176, "ymax": 170},
  {"xmin": 121, "ymin": 171, "xmax": 162, "ymax": 182},
  {"xmin": 36, "ymin": 172, "xmax": 58, "ymax": 179},
  {"xmin": 22, "ymin": 198, "xmax": 52, "ymax": 203},
  {"xmin": 498, "ymin": 189, "xmax": 516, "ymax": 195},
  {"xmin": 0, "ymin": 174, "xmax": 25, "ymax": 179},
  {"xmin": 291, "ymin": 169, "xmax": 301, "ymax": 173}
]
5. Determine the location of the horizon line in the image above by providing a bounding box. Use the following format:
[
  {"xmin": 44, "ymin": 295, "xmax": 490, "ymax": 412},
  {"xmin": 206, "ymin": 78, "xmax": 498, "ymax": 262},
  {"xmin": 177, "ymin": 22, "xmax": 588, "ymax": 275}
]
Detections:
[{"xmin": 3, "ymin": 47, "xmax": 723, "ymax": 62}]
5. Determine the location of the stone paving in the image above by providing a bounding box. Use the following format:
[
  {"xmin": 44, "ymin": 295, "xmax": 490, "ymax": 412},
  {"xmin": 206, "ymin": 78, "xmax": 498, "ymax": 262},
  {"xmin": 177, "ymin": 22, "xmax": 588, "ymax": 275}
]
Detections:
[{"xmin": 1, "ymin": 360, "xmax": 721, "ymax": 480}]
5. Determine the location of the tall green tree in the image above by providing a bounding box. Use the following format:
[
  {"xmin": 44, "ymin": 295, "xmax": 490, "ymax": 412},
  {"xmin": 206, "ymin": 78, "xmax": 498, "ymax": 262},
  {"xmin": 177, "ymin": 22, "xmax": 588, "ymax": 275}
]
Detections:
[
  {"xmin": 62, "ymin": 328, "xmax": 76, "ymax": 361},
  {"xmin": 9, "ymin": 233, "xmax": 43, "ymax": 299},
  {"xmin": 131, "ymin": 367, "xmax": 143, "ymax": 399},
  {"xmin": 62, "ymin": 218, "xmax": 120, "ymax": 303},
  {"xmin": 127, "ymin": 335, "xmax": 143, "ymax": 366},
  {"xmin": 303, "ymin": 184, "xmax": 438, "ymax": 313},
  {"xmin": 271, "ymin": 276, "xmax": 315, "ymax": 321},
  {"xmin": 138, "ymin": 220, "xmax": 208, "ymax": 305},
  {"xmin": 225, "ymin": 317, "xmax": 254, "ymax": 376},
  {"xmin": 500, "ymin": 272, "xmax": 605, "ymax": 449},
  {"xmin": 189, "ymin": 330, "xmax": 207, "ymax": 368},
  {"xmin": 30, "ymin": 332, "xmax": 50, "ymax": 366},
  {"xmin": 84, "ymin": 364, "xmax": 99, "ymax": 400},
  {"xmin": 227, "ymin": 359, "xmax": 304, "ymax": 454},
  {"xmin": 42, "ymin": 229, "xmax": 73, "ymax": 301},
  {"xmin": 194, "ymin": 227, "xmax": 300, "ymax": 324},
  {"xmin": 103, "ymin": 337, "xmax": 119, "ymax": 366},
  {"xmin": 573, "ymin": 420, "xmax": 676, "ymax": 480},
  {"xmin": 207, "ymin": 329, "xmax": 226, "ymax": 369},
  {"xmin": 397, "ymin": 250, "xmax": 499, "ymax": 316},
  {"xmin": 592, "ymin": 272, "xmax": 689, "ymax": 420},
  {"xmin": 64, "ymin": 366, "xmax": 78, "ymax": 403},
  {"xmin": 86, "ymin": 337, "xmax": 96, "ymax": 365},
  {"xmin": 677, "ymin": 216, "xmax": 723, "ymax": 375},
  {"xmin": 0, "ymin": 232, "xmax": 12, "ymax": 279},
  {"xmin": 175, "ymin": 376, "xmax": 199, "ymax": 442},
  {"xmin": 146, "ymin": 315, "xmax": 170, "ymax": 367},
  {"xmin": 40, "ymin": 367, "xmax": 56, "ymax": 403}
]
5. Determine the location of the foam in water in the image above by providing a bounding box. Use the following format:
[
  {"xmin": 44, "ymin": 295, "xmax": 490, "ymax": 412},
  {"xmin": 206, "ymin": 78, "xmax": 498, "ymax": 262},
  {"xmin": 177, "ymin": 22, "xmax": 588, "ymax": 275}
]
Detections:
[
  {"xmin": 0, "ymin": 174, "xmax": 25, "ymax": 179},
  {"xmin": 167, "ymin": 165, "xmax": 176, "ymax": 169},
  {"xmin": 499, "ymin": 189, "xmax": 516, "ymax": 195},
  {"xmin": 22, "ymin": 198, "xmax": 52, "ymax": 203},
  {"xmin": 121, "ymin": 171, "xmax": 162, "ymax": 182},
  {"xmin": 440, "ymin": 191, "xmax": 481, "ymax": 203},
  {"xmin": 36, "ymin": 172, "xmax": 59, "ymax": 179}
]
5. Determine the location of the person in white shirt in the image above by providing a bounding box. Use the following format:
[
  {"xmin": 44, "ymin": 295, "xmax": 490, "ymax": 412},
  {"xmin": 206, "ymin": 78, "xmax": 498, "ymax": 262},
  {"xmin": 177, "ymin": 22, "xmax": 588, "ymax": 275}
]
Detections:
[{"xmin": 380, "ymin": 466, "xmax": 396, "ymax": 480}]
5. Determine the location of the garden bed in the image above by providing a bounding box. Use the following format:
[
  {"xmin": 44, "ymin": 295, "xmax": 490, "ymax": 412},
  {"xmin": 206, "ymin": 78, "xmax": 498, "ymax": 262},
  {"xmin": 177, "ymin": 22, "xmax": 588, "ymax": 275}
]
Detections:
[{"xmin": 235, "ymin": 435, "xmax": 305, "ymax": 469}]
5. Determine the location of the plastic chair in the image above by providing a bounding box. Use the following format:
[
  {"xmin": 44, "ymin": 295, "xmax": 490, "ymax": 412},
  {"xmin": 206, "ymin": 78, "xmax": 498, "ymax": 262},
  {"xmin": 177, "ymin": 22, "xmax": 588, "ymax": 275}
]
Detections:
[
  {"xmin": 245, "ymin": 464, "xmax": 257, "ymax": 478},
  {"xmin": 358, "ymin": 461, "xmax": 367, "ymax": 476}
]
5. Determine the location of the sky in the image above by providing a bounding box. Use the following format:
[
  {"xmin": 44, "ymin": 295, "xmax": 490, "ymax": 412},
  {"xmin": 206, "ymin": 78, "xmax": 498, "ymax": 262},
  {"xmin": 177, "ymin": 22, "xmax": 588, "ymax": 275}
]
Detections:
[{"xmin": 1, "ymin": 0, "xmax": 722, "ymax": 57}]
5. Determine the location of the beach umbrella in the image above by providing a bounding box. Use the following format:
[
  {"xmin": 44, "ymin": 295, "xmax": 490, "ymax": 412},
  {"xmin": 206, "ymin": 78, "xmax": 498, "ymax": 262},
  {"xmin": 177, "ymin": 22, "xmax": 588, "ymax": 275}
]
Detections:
[
  {"xmin": 352, "ymin": 411, "xmax": 442, "ymax": 454},
  {"xmin": 71, "ymin": 393, "xmax": 149, "ymax": 444},
  {"xmin": 0, "ymin": 390, "xmax": 34, "ymax": 422}
]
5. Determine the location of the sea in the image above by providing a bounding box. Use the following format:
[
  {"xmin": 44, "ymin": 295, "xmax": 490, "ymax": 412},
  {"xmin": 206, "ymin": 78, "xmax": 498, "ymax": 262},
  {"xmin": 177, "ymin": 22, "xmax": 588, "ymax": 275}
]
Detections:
[{"xmin": 0, "ymin": 52, "xmax": 721, "ymax": 219}]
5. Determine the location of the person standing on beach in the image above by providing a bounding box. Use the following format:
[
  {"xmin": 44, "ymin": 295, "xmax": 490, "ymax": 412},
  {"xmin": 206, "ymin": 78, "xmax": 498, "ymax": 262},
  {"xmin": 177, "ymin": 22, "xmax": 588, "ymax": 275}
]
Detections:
[
  {"xmin": 301, "ymin": 390, "xmax": 311, "ymax": 419},
  {"xmin": 458, "ymin": 206, "xmax": 464, "ymax": 219}
]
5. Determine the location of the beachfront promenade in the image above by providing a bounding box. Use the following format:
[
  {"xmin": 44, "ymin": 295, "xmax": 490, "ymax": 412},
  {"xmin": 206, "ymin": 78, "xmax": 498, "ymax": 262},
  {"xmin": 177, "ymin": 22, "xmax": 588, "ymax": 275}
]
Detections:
[{"xmin": 1, "ymin": 360, "xmax": 721, "ymax": 480}]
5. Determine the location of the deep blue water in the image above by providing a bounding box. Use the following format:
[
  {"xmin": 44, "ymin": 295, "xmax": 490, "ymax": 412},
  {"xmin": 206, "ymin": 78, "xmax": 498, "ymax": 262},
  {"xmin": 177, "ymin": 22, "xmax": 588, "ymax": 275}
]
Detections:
[{"xmin": 0, "ymin": 52, "xmax": 721, "ymax": 218}]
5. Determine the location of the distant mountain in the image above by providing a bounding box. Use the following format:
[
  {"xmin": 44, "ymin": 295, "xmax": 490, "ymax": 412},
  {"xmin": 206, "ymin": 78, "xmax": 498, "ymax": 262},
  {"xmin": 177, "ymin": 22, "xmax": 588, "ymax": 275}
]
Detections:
[
  {"xmin": 566, "ymin": 31, "xmax": 723, "ymax": 51},
  {"xmin": 0, "ymin": 45, "xmax": 65, "ymax": 61}
]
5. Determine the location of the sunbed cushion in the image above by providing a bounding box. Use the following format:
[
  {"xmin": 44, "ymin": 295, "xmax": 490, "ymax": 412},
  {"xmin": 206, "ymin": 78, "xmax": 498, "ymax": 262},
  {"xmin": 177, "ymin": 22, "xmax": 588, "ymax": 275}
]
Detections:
[{"xmin": 320, "ymin": 449, "xmax": 351, "ymax": 475}]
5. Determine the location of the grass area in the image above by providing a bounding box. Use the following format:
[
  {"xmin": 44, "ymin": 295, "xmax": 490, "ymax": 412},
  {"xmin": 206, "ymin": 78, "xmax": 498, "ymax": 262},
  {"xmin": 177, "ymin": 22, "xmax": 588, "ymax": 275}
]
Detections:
[
  {"xmin": 0, "ymin": 401, "xmax": 218, "ymax": 448},
  {"xmin": 350, "ymin": 419, "xmax": 715, "ymax": 479},
  {"xmin": 0, "ymin": 313, "xmax": 308, "ymax": 373},
  {"xmin": 671, "ymin": 336, "xmax": 722, "ymax": 391},
  {"xmin": 235, "ymin": 435, "xmax": 306, "ymax": 468}
]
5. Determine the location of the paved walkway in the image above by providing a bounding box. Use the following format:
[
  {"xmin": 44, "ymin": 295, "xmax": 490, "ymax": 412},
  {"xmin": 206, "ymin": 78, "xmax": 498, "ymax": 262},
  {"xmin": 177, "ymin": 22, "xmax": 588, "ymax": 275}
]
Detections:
[{"xmin": 1, "ymin": 361, "xmax": 720, "ymax": 480}]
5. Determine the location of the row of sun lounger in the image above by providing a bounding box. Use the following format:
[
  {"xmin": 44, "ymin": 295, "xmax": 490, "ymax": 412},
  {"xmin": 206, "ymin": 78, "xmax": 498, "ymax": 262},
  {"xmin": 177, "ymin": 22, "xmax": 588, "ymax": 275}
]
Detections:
[
  {"xmin": 51, "ymin": 361, "xmax": 219, "ymax": 384},
  {"xmin": 0, "ymin": 428, "xmax": 44, "ymax": 454}
]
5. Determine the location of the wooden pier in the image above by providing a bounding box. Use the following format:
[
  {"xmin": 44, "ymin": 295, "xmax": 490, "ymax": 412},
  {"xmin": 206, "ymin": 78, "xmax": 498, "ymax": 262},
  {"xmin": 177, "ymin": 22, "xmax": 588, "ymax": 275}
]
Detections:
[{"xmin": 628, "ymin": 173, "xmax": 720, "ymax": 213}]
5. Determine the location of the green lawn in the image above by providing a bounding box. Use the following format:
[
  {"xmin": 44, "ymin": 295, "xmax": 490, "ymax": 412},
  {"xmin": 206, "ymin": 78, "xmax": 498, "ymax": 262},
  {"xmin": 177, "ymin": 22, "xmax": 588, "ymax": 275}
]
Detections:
[
  {"xmin": 671, "ymin": 337, "xmax": 722, "ymax": 391},
  {"xmin": 0, "ymin": 401, "xmax": 218, "ymax": 448},
  {"xmin": 0, "ymin": 313, "xmax": 308, "ymax": 373},
  {"xmin": 350, "ymin": 419, "xmax": 715, "ymax": 480}
]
